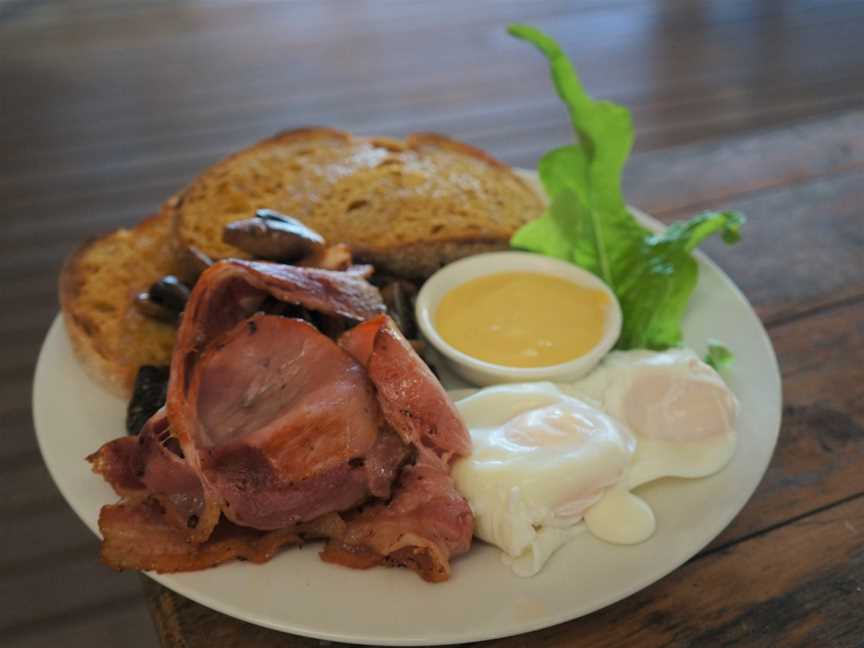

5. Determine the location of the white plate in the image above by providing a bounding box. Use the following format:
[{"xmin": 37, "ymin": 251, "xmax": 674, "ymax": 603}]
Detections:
[{"xmin": 33, "ymin": 179, "xmax": 781, "ymax": 645}]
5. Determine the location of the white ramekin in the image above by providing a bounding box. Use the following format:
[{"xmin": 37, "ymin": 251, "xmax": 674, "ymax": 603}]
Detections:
[{"xmin": 415, "ymin": 251, "xmax": 622, "ymax": 386}]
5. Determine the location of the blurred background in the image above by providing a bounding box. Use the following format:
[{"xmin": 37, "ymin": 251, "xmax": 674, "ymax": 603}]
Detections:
[{"xmin": 3, "ymin": 1, "xmax": 863, "ymax": 646}]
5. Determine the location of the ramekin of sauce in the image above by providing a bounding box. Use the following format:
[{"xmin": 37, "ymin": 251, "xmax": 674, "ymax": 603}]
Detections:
[{"xmin": 415, "ymin": 252, "xmax": 622, "ymax": 386}]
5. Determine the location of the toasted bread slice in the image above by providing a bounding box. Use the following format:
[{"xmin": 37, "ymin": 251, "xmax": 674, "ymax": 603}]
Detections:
[
  {"xmin": 59, "ymin": 212, "xmax": 185, "ymax": 396},
  {"xmin": 173, "ymin": 129, "xmax": 544, "ymax": 278}
]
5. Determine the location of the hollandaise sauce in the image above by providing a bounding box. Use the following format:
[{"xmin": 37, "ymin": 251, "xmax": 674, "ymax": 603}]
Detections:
[{"xmin": 435, "ymin": 272, "xmax": 610, "ymax": 368}]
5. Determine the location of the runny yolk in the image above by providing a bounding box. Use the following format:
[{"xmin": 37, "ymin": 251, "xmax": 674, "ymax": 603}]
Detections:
[{"xmin": 435, "ymin": 272, "xmax": 610, "ymax": 368}]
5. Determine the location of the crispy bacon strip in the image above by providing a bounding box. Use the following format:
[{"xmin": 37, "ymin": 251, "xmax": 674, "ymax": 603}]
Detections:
[
  {"xmin": 88, "ymin": 410, "xmax": 219, "ymax": 543},
  {"xmin": 322, "ymin": 450, "xmax": 473, "ymax": 582},
  {"xmin": 88, "ymin": 436, "xmax": 145, "ymax": 498},
  {"xmin": 99, "ymin": 499, "xmax": 299, "ymax": 573}
]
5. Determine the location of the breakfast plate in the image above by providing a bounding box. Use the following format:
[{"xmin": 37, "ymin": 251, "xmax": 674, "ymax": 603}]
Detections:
[{"xmin": 34, "ymin": 183, "xmax": 780, "ymax": 644}]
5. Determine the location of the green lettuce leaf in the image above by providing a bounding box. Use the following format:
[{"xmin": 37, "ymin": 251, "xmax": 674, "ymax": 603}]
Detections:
[
  {"xmin": 704, "ymin": 339, "xmax": 735, "ymax": 371},
  {"xmin": 615, "ymin": 210, "xmax": 744, "ymax": 349},
  {"xmin": 508, "ymin": 23, "xmax": 745, "ymax": 350}
]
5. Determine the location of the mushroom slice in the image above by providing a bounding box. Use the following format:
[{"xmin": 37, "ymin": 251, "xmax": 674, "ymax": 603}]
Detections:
[
  {"xmin": 134, "ymin": 275, "xmax": 191, "ymax": 323},
  {"xmin": 223, "ymin": 209, "xmax": 325, "ymax": 261}
]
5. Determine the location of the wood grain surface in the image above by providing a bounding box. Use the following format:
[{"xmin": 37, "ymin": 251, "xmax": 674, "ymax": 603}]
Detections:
[{"xmin": 4, "ymin": 1, "xmax": 863, "ymax": 647}]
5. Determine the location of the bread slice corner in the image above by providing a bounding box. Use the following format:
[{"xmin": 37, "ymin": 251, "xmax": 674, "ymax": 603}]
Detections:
[{"xmin": 59, "ymin": 212, "xmax": 183, "ymax": 396}]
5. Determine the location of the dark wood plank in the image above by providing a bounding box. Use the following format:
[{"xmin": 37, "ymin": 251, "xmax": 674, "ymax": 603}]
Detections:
[
  {"xmin": 0, "ymin": 462, "xmax": 68, "ymax": 518},
  {"xmin": 625, "ymin": 110, "xmax": 864, "ymax": 218},
  {"xmin": 677, "ymin": 169, "xmax": 864, "ymax": 325},
  {"xmin": 13, "ymin": 603, "xmax": 157, "ymax": 648},
  {"xmin": 707, "ymin": 298, "xmax": 864, "ymax": 549},
  {"xmin": 0, "ymin": 506, "xmax": 97, "ymax": 569},
  {"xmin": 0, "ymin": 552, "xmax": 150, "ymax": 640}
]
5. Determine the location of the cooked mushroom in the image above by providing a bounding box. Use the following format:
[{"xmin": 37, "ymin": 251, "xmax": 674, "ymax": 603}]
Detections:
[
  {"xmin": 151, "ymin": 275, "xmax": 190, "ymax": 311},
  {"xmin": 223, "ymin": 209, "xmax": 325, "ymax": 261},
  {"xmin": 134, "ymin": 275, "xmax": 191, "ymax": 322},
  {"xmin": 381, "ymin": 280, "xmax": 418, "ymax": 339},
  {"xmin": 126, "ymin": 365, "xmax": 170, "ymax": 435}
]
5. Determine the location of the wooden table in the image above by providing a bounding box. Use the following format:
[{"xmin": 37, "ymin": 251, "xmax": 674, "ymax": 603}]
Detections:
[{"xmin": 4, "ymin": 1, "xmax": 863, "ymax": 647}]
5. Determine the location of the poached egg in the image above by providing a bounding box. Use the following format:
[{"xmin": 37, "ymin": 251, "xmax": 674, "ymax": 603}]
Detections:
[
  {"xmin": 452, "ymin": 348, "xmax": 739, "ymax": 576},
  {"xmin": 453, "ymin": 383, "xmax": 634, "ymax": 576}
]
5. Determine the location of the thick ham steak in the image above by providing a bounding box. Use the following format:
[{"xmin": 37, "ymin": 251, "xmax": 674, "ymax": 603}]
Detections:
[{"xmin": 181, "ymin": 313, "xmax": 397, "ymax": 529}]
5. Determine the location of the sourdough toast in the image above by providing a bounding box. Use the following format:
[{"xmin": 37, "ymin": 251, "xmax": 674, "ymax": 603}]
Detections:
[{"xmin": 172, "ymin": 129, "xmax": 544, "ymax": 278}]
